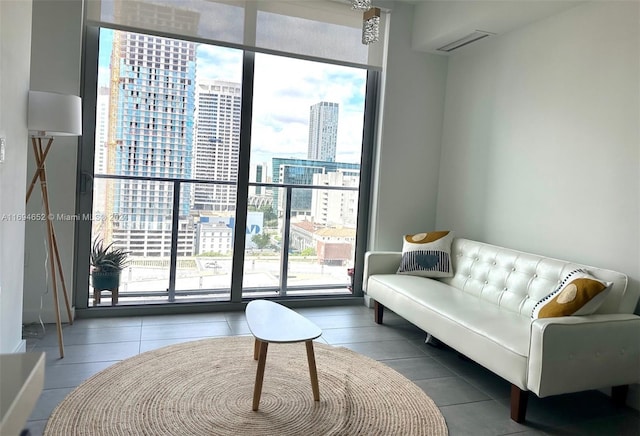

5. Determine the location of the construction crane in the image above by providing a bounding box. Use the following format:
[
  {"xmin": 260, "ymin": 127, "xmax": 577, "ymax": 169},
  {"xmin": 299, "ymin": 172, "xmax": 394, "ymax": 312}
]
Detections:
[{"xmin": 105, "ymin": 30, "xmax": 122, "ymax": 246}]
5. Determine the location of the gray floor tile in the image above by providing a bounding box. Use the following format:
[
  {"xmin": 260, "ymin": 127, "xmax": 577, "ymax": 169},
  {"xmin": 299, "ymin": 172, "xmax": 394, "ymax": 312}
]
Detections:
[
  {"xmin": 42, "ymin": 341, "xmax": 140, "ymax": 365},
  {"xmin": 295, "ymin": 305, "xmax": 370, "ymax": 317},
  {"xmin": 72, "ymin": 316, "xmax": 142, "ymax": 328},
  {"xmin": 43, "ymin": 361, "xmax": 115, "ymax": 389},
  {"xmin": 433, "ymin": 352, "xmax": 512, "ymax": 400},
  {"xmin": 139, "ymin": 337, "xmax": 214, "ymax": 353},
  {"xmin": 340, "ymin": 339, "xmax": 426, "ymax": 360},
  {"xmin": 34, "ymin": 325, "xmax": 141, "ymax": 347},
  {"xmin": 321, "ymin": 325, "xmax": 413, "ymax": 344},
  {"xmin": 19, "ymin": 305, "xmax": 639, "ymax": 436},
  {"xmin": 305, "ymin": 313, "xmax": 376, "ymax": 329},
  {"xmin": 141, "ymin": 312, "xmax": 227, "ymax": 326},
  {"xmin": 440, "ymin": 399, "xmax": 529, "ymax": 436},
  {"xmin": 554, "ymin": 412, "xmax": 640, "ymax": 435},
  {"xmin": 224, "ymin": 311, "xmax": 247, "ymax": 322},
  {"xmin": 414, "ymin": 376, "xmax": 491, "ymax": 406},
  {"xmin": 28, "ymin": 387, "xmax": 74, "ymax": 421},
  {"xmin": 502, "ymin": 430, "xmax": 550, "ymax": 436},
  {"xmin": 227, "ymin": 318, "xmax": 252, "ymax": 335},
  {"xmin": 383, "ymin": 356, "xmax": 453, "ymax": 381},
  {"xmin": 498, "ymin": 390, "xmax": 637, "ymax": 430},
  {"xmin": 24, "ymin": 419, "xmax": 47, "ymax": 436},
  {"xmin": 140, "ymin": 320, "xmax": 233, "ymax": 340}
]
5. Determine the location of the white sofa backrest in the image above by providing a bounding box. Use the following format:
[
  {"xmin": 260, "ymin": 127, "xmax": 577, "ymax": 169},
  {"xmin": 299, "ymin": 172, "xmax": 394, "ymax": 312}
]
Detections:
[{"xmin": 440, "ymin": 239, "xmax": 632, "ymax": 317}]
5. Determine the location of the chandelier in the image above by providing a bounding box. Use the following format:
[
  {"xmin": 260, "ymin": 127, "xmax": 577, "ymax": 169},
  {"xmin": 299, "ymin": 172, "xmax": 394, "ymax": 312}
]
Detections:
[{"xmin": 351, "ymin": 0, "xmax": 380, "ymax": 45}]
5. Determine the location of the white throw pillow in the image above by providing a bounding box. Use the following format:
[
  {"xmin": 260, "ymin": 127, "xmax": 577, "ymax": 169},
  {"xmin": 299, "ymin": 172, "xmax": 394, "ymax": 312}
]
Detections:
[
  {"xmin": 397, "ymin": 231, "xmax": 454, "ymax": 278},
  {"xmin": 532, "ymin": 269, "xmax": 612, "ymax": 319}
]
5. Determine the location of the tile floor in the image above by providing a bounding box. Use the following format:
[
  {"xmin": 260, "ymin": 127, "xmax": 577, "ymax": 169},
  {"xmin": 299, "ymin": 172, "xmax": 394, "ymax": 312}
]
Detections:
[{"xmin": 24, "ymin": 304, "xmax": 640, "ymax": 436}]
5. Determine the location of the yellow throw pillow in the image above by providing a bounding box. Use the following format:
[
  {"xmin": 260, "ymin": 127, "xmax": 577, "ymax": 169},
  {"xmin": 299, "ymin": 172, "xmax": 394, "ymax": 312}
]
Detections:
[
  {"xmin": 397, "ymin": 231, "xmax": 454, "ymax": 278},
  {"xmin": 532, "ymin": 269, "xmax": 612, "ymax": 319}
]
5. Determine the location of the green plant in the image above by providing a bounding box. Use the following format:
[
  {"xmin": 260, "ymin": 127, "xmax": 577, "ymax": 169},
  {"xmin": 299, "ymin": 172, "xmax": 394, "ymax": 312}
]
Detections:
[
  {"xmin": 90, "ymin": 238, "xmax": 130, "ymax": 274},
  {"xmin": 251, "ymin": 232, "xmax": 272, "ymax": 250}
]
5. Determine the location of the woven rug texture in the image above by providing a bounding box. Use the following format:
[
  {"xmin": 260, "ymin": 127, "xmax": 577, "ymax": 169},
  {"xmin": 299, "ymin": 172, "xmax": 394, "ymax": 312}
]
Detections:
[{"xmin": 44, "ymin": 335, "xmax": 448, "ymax": 435}]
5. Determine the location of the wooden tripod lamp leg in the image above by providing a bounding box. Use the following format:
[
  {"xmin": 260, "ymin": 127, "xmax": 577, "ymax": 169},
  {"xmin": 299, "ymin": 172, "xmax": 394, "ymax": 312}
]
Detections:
[
  {"xmin": 26, "ymin": 138, "xmax": 53, "ymax": 203},
  {"xmin": 50, "ymin": 228, "xmax": 73, "ymax": 324},
  {"xmin": 32, "ymin": 137, "xmax": 65, "ymax": 359}
]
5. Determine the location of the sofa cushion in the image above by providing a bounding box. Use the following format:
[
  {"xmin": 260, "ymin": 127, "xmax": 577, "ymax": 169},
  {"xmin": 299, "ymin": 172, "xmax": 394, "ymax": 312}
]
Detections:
[
  {"xmin": 397, "ymin": 231, "xmax": 453, "ymax": 278},
  {"xmin": 532, "ymin": 269, "xmax": 612, "ymax": 319},
  {"xmin": 368, "ymin": 274, "xmax": 530, "ymax": 358}
]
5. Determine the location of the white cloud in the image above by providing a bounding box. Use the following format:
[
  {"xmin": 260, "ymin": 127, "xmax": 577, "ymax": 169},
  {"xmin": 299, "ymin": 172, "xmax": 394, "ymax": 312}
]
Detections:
[{"xmin": 250, "ymin": 53, "xmax": 367, "ymax": 164}]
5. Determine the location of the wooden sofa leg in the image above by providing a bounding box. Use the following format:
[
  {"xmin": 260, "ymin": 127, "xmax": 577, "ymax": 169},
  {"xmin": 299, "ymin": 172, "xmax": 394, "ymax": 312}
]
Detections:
[
  {"xmin": 611, "ymin": 385, "xmax": 629, "ymax": 407},
  {"xmin": 374, "ymin": 300, "xmax": 384, "ymax": 324},
  {"xmin": 510, "ymin": 385, "xmax": 529, "ymax": 423}
]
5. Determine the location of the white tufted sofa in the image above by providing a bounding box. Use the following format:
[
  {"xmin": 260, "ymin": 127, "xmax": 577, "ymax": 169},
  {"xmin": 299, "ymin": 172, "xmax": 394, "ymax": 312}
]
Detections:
[{"xmin": 363, "ymin": 238, "xmax": 640, "ymax": 422}]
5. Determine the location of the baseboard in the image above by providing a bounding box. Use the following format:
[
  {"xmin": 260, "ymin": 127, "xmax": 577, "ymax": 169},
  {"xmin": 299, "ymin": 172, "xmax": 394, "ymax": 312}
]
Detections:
[
  {"xmin": 23, "ymin": 306, "xmax": 75, "ymax": 325},
  {"xmin": 14, "ymin": 339, "xmax": 27, "ymax": 353}
]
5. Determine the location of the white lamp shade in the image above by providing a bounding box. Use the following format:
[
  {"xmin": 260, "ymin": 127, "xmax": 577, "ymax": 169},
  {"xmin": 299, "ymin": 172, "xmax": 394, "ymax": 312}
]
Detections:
[{"xmin": 28, "ymin": 90, "xmax": 82, "ymax": 136}]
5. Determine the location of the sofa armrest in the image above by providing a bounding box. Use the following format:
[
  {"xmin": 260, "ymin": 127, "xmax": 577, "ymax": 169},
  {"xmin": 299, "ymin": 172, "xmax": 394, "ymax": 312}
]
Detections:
[
  {"xmin": 528, "ymin": 314, "xmax": 640, "ymax": 397},
  {"xmin": 363, "ymin": 251, "xmax": 402, "ymax": 293}
]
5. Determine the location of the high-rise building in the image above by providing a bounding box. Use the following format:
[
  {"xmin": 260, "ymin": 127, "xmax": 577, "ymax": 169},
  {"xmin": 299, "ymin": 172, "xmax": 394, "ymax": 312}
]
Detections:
[
  {"xmin": 311, "ymin": 170, "xmax": 359, "ymax": 227},
  {"xmin": 271, "ymin": 157, "xmax": 359, "ymax": 219},
  {"xmin": 193, "ymin": 80, "xmax": 241, "ymax": 211},
  {"xmin": 91, "ymin": 86, "xmax": 110, "ymax": 235},
  {"xmin": 308, "ymin": 101, "xmax": 339, "ymax": 162},
  {"xmin": 105, "ymin": 31, "xmax": 196, "ymax": 256},
  {"xmin": 95, "ymin": 86, "xmax": 110, "ymax": 175}
]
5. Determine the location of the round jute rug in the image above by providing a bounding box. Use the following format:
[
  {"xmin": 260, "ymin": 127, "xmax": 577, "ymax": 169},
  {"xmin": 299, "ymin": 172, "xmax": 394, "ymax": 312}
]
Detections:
[{"xmin": 45, "ymin": 336, "xmax": 448, "ymax": 435}]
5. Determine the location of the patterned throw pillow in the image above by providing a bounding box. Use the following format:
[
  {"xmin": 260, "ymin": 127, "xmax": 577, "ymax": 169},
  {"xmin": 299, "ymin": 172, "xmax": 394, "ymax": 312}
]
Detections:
[
  {"xmin": 532, "ymin": 269, "xmax": 612, "ymax": 319},
  {"xmin": 397, "ymin": 231, "xmax": 454, "ymax": 278}
]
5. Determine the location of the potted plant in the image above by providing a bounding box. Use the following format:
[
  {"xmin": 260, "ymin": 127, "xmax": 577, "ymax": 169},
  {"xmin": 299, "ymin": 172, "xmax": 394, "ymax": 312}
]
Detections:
[{"xmin": 90, "ymin": 238, "xmax": 129, "ymax": 292}]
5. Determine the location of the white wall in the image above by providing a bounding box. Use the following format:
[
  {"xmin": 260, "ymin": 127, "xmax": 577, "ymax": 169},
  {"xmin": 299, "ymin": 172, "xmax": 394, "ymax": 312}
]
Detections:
[
  {"xmin": 23, "ymin": 0, "xmax": 83, "ymax": 323},
  {"xmin": 0, "ymin": 0, "xmax": 32, "ymax": 353},
  {"xmin": 433, "ymin": 0, "xmax": 639, "ymax": 409},
  {"xmin": 369, "ymin": 1, "xmax": 448, "ymax": 251},
  {"xmin": 436, "ymin": 1, "xmax": 639, "ymax": 308}
]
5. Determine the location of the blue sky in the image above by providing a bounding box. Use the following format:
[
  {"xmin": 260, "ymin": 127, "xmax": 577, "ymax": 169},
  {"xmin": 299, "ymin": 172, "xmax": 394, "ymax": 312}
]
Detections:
[{"xmin": 98, "ymin": 30, "xmax": 367, "ymax": 166}]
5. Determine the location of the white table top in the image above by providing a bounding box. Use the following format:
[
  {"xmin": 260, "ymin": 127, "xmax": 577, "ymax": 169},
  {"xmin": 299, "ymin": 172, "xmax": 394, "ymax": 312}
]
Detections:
[
  {"xmin": 246, "ymin": 300, "xmax": 322, "ymax": 343},
  {"xmin": 0, "ymin": 352, "xmax": 46, "ymax": 436}
]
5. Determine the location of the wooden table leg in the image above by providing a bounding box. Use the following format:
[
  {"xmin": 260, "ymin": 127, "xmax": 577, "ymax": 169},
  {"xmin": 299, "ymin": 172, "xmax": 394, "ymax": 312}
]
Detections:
[
  {"xmin": 252, "ymin": 341, "xmax": 269, "ymax": 411},
  {"xmin": 305, "ymin": 340, "xmax": 320, "ymax": 401},
  {"xmin": 253, "ymin": 338, "xmax": 261, "ymax": 360}
]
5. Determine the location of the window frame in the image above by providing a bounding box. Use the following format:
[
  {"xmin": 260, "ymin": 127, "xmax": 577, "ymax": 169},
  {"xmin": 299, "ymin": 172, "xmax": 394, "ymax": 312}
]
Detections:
[{"xmin": 74, "ymin": 23, "xmax": 378, "ymax": 313}]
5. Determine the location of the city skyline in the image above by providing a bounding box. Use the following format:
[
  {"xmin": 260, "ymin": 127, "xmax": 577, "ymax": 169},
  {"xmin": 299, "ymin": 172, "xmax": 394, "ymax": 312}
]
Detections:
[{"xmin": 98, "ymin": 28, "xmax": 367, "ymax": 167}]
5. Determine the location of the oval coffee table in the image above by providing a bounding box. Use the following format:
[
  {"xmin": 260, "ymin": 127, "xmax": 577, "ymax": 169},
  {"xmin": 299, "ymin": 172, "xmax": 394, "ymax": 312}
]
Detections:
[{"xmin": 245, "ymin": 300, "xmax": 323, "ymax": 411}]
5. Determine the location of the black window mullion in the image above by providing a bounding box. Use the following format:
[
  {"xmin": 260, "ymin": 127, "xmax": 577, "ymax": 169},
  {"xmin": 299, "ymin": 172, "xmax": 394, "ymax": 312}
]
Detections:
[{"xmin": 229, "ymin": 51, "xmax": 255, "ymax": 303}]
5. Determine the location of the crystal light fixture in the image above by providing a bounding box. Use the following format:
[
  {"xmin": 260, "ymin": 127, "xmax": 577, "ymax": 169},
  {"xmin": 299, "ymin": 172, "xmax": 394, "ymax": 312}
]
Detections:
[
  {"xmin": 351, "ymin": 0, "xmax": 372, "ymax": 10},
  {"xmin": 362, "ymin": 7, "xmax": 380, "ymax": 45}
]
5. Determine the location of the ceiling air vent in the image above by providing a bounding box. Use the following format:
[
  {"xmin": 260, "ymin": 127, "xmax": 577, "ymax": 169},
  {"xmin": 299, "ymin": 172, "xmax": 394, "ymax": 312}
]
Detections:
[{"xmin": 437, "ymin": 30, "xmax": 494, "ymax": 53}]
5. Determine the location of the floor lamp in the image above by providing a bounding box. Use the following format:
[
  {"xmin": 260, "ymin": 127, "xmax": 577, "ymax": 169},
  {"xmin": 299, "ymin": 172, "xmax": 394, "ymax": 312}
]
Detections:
[{"xmin": 27, "ymin": 90, "xmax": 82, "ymax": 359}]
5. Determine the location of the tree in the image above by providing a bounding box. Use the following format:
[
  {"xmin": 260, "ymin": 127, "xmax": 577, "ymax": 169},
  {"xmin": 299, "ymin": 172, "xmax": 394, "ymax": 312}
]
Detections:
[
  {"xmin": 260, "ymin": 204, "xmax": 278, "ymax": 227},
  {"xmin": 301, "ymin": 247, "xmax": 316, "ymax": 256},
  {"xmin": 251, "ymin": 232, "xmax": 271, "ymax": 249}
]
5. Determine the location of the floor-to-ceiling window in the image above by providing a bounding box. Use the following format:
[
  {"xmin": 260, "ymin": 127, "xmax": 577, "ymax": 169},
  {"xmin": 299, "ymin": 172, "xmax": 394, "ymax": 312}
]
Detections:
[{"xmin": 76, "ymin": 0, "xmax": 384, "ymax": 310}]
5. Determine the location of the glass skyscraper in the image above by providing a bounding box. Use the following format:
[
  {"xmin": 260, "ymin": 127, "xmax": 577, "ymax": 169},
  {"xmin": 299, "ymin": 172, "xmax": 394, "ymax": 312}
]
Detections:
[
  {"xmin": 308, "ymin": 101, "xmax": 339, "ymax": 162},
  {"xmin": 107, "ymin": 31, "xmax": 196, "ymax": 230},
  {"xmin": 271, "ymin": 158, "xmax": 359, "ymax": 218}
]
